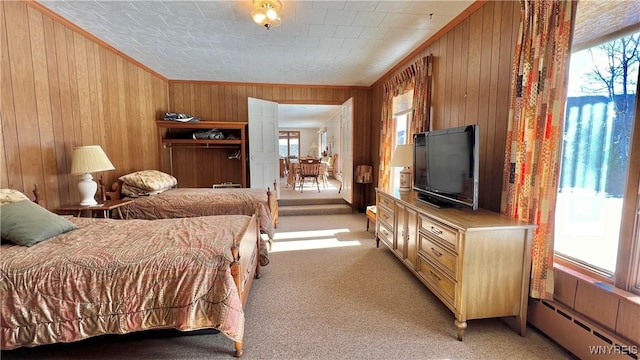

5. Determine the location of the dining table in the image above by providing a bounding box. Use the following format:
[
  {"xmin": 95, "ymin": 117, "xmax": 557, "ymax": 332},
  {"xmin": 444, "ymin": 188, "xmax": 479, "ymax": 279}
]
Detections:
[{"xmin": 286, "ymin": 159, "xmax": 328, "ymax": 190}]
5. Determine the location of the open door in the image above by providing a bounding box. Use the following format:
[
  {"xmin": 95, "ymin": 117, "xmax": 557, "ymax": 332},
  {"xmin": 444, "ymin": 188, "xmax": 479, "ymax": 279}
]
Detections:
[
  {"xmin": 248, "ymin": 97, "xmax": 279, "ymax": 196},
  {"xmin": 340, "ymin": 97, "xmax": 354, "ymax": 204}
]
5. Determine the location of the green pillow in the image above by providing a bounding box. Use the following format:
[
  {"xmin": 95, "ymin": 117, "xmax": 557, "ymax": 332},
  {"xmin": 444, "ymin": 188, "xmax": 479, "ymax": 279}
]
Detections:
[{"xmin": 0, "ymin": 200, "xmax": 77, "ymax": 246}]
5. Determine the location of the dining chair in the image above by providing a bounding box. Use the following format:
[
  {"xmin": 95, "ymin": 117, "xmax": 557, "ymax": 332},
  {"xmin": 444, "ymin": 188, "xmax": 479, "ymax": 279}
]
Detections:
[
  {"xmin": 320, "ymin": 158, "xmax": 330, "ymax": 188},
  {"xmin": 297, "ymin": 158, "xmax": 321, "ymax": 192}
]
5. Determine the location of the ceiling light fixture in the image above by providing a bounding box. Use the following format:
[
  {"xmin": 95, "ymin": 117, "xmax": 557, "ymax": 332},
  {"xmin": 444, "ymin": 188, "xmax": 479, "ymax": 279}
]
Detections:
[{"xmin": 251, "ymin": 0, "xmax": 282, "ymax": 30}]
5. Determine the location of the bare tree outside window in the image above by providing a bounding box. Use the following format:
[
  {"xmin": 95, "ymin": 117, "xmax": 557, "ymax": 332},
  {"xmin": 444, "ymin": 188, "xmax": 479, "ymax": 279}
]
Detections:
[
  {"xmin": 582, "ymin": 34, "xmax": 639, "ymax": 112},
  {"xmin": 555, "ymin": 32, "xmax": 639, "ymax": 275},
  {"xmin": 582, "ymin": 34, "xmax": 639, "ymax": 194}
]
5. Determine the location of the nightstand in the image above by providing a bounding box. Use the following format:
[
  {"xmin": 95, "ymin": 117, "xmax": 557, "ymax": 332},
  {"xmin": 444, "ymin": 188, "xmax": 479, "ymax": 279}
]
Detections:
[{"xmin": 57, "ymin": 199, "xmax": 134, "ymax": 219}]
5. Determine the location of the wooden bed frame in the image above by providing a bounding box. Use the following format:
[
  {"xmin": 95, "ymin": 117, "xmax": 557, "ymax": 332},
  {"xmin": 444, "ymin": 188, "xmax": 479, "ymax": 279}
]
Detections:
[
  {"xmin": 30, "ymin": 185, "xmax": 258, "ymax": 357},
  {"xmin": 100, "ymin": 178, "xmax": 279, "ymax": 229}
]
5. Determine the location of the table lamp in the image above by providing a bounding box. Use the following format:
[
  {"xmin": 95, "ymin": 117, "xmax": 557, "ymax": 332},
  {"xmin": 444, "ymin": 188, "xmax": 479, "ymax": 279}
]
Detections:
[
  {"xmin": 71, "ymin": 145, "xmax": 115, "ymax": 206},
  {"xmin": 390, "ymin": 144, "xmax": 413, "ymax": 192},
  {"xmin": 308, "ymin": 142, "xmax": 318, "ymax": 157}
]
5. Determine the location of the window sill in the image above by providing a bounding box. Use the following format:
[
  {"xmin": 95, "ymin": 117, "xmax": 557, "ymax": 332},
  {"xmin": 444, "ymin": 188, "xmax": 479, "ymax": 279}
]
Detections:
[
  {"xmin": 554, "ymin": 256, "xmax": 613, "ymax": 284},
  {"xmin": 554, "ymin": 262, "xmax": 640, "ymax": 300}
]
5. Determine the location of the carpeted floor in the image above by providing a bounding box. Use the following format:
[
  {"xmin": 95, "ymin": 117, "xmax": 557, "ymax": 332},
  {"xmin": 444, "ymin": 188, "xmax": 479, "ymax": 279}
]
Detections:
[
  {"xmin": 2, "ymin": 214, "xmax": 574, "ymax": 360},
  {"xmin": 279, "ymin": 177, "xmax": 343, "ymax": 200}
]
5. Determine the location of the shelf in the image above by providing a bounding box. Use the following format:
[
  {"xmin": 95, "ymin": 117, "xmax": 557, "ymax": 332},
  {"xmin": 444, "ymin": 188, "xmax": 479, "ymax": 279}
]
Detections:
[
  {"xmin": 161, "ymin": 139, "xmax": 242, "ymax": 145},
  {"xmin": 156, "ymin": 120, "xmax": 247, "ymax": 130},
  {"xmin": 156, "ymin": 120, "xmax": 248, "ymax": 187}
]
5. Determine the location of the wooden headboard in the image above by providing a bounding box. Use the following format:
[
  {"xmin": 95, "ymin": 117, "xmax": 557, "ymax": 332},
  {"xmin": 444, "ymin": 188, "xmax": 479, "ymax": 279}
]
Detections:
[
  {"xmin": 31, "ymin": 184, "xmax": 45, "ymax": 207},
  {"xmin": 98, "ymin": 177, "xmax": 123, "ymax": 201}
]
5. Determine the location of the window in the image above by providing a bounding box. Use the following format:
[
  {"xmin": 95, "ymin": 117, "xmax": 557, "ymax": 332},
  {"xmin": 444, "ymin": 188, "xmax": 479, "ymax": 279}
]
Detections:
[
  {"xmin": 320, "ymin": 130, "xmax": 328, "ymax": 156},
  {"xmin": 554, "ymin": 32, "xmax": 639, "ymax": 282},
  {"xmin": 279, "ymin": 131, "xmax": 300, "ymax": 158},
  {"xmin": 391, "ymin": 90, "xmax": 413, "ymax": 190}
]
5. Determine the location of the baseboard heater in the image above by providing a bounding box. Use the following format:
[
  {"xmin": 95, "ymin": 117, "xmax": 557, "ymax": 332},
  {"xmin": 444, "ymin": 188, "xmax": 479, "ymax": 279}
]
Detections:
[{"xmin": 529, "ymin": 298, "xmax": 638, "ymax": 360}]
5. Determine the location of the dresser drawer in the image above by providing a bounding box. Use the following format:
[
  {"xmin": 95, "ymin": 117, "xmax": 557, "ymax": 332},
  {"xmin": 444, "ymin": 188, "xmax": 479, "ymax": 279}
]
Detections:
[
  {"xmin": 377, "ymin": 222, "xmax": 394, "ymax": 248},
  {"xmin": 377, "ymin": 204, "xmax": 395, "ymax": 230},
  {"xmin": 418, "ymin": 257, "xmax": 456, "ymax": 309},
  {"xmin": 419, "ymin": 215, "xmax": 458, "ymax": 250},
  {"xmin": 419, "ymin": 234, "xmax": 458, "ymax": 278},
  {"xmin": 378, "ymin": 194, "xmax": 395, "ymax": 210}
]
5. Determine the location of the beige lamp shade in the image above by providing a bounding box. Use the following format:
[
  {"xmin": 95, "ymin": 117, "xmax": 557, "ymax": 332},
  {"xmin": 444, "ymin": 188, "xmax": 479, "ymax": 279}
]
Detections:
[
  {"xmin": 71, "ymin": 145, "xmax": 115, "ymax": 175},
  {"xmin": 70, "ymin": 145, "xmax": 115, "ymax": 206},
  {"xmin": 308, "ymin": 142, "xmax": 318, "ymax": 157},
  {"xmin": 390, "ymin": 144, "xmax": 413, "ymax": 167}
]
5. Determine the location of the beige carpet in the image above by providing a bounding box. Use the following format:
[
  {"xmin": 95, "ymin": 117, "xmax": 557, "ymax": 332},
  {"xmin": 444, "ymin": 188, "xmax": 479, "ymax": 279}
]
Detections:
[
  {"xmin": 279, "ymin": 177, "xmax": 343, "ymax": 200},
  {"xmin": 2, "ymin": 214, "xmax": 573, "ymax": 360}
]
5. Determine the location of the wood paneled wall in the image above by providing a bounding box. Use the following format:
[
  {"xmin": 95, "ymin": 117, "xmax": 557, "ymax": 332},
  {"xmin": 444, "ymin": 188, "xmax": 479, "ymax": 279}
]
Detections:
[
  {"xmin": 1, "ymin": 1, "xmax": 168, "ymax": 209},
  {"xmin": 168, "ymin": 82, "xmax": 372, "ymax": 208},
  {"xmin": 370, "ymin": 1, "xmax": 520, "ymax": 212},
  {"xmin": 2, "ymin": 0, "xmax": 518, "ymax": 213}
]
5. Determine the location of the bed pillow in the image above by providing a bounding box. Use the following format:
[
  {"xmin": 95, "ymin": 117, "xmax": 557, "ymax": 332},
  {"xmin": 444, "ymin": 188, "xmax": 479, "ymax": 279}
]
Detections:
[
  {"xmin": 0, "ymin": 200, "xmax": 77, "ymax": 246},
  {"xmin": 121, "ymin": 183, "xmax": 173, "ymax": 197},
  {"xmin": 119, "ymin": 170, "xmax": 177, "ymax": 195},
  {"xmin": 0, "ymin": 189, "xmax": 31, "ymax": 206}
]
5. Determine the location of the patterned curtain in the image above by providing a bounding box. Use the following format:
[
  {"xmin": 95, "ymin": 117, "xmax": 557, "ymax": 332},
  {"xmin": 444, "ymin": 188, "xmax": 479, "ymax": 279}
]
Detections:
[
  {"xmin": 501, "ymin": 0, "xmax": 575, "ymax": 300},
  {"xmin": 411, "ymin": 56, "xmax": 432, "ymax": 135},
  {"xmin": 379, "ymin": 56, "xmax": 433, "ymax": 191}
]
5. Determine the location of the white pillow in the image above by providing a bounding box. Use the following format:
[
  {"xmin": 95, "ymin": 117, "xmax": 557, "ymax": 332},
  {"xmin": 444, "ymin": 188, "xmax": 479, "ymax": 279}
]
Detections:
[
  {"xmin": 0, "ymin": 189, "xmax": 30, "ymax": 206},
  {"xmin": 119, "ymin": 170, "xmax": 177, "ymax": 193}
]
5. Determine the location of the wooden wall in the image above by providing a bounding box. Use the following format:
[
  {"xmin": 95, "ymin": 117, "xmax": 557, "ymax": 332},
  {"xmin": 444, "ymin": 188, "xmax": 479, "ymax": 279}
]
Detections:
[
  {"xmin": 0, "ymin": 1, "xmax": 168, "ymax": 209},
  {"xmin": 168, "ymin": 82, "xmax": 372, "ymax": 208},
  {"xmin": 1, "ymin": 0, "xmax": 519, "ymax": 213},
  {"xmin": 370, "ymin": 1, "xmax": 520, "ymax": 213}
]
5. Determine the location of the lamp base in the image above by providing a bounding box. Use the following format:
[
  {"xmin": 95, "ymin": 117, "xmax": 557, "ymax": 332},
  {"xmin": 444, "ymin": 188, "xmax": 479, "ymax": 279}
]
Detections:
[
  {"xmin": 78, "ymin": 173, "xmax": 98, "ymax": 206},
  {"xmin": 398, "ymin": 167, "xmax": 411, "ymax": 192}
]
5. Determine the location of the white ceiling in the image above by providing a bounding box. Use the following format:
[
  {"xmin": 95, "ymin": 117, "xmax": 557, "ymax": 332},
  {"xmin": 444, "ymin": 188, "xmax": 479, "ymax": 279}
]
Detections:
[
  {"xmin": 38, "ymin": 0, "xmax": 474, "ymax": 87},
  {"xmin": 34, "ymin": 1, "xmax": 640, "ymax": 129},
  {"xmin": 279, "ymin": 104, "xmax": 341, "ymax": 128}
]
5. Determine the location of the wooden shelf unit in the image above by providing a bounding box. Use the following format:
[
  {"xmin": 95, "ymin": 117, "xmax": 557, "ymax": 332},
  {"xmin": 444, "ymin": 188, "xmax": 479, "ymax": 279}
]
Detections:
[
  {"xmin": 156, "ymin": 121, "xmax": 248, "ymax": 188},
  {"xmin": 375, "ymin": 188, "xmax": 535, "ymax": 341}
]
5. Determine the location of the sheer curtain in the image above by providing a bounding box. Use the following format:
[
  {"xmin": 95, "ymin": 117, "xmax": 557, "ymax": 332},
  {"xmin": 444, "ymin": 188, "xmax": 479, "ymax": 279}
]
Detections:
[{"xmin": 501, "ymin": 0, "xmax": 576, "ymax": 300}]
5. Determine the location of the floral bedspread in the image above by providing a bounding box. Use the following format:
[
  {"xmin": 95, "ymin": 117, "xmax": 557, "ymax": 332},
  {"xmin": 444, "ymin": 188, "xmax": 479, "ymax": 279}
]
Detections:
[
  {"xmin": 0, "ymin": 215, "xmax": 254, "ymax": 350},
  {"xmin": 120, "ymin": 188, "xmax": 275, "ymax": 240}
]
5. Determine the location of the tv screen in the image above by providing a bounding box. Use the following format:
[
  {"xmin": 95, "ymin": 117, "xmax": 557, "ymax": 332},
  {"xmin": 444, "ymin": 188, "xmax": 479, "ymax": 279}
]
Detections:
[{"xmin": 413, "ymin": 125, "xmax": 479, "ymax": 210}]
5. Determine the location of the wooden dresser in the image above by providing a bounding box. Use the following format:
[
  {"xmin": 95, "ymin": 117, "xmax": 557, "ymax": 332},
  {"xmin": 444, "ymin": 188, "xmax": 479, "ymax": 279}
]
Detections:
[{"xmin": 375, "ymin": 188, "xmax": 535, "ymax": 341}]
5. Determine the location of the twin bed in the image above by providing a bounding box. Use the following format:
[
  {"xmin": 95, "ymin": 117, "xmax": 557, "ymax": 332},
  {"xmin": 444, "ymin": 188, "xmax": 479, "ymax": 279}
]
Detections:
[
  {"xmin": 102, "ymin": 172, "xmax": 279, "ymax": 254},
  {"xmin": 1, "ymin": 175, "xmax": 275, "ymax": 357}
]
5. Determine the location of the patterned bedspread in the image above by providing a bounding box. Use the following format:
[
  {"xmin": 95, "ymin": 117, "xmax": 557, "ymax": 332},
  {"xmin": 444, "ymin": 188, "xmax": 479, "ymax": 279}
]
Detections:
[
  {"xmin": 120, "ymin": 188, "xmax": 275, "ymax": 239},
  {"xmin": 0, "ymin": 215, "xmax": 253, "ymax": 350}
]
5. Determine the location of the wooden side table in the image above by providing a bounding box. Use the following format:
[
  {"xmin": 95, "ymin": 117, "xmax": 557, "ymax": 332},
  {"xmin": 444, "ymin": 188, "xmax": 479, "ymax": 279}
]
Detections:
[
  {"xmin": 57, "ymin": 199, "xmax": 134, "ymax": 219},
  {"xmin": 366, "ymin": 205, "xmax": 376, "ymax": 231}
]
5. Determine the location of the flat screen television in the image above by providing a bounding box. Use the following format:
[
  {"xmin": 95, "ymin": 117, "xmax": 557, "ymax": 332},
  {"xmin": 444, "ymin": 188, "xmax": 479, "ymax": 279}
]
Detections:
[{"xmin": 413, "ymin": 124, "xmax": 479, "ymax": 210}]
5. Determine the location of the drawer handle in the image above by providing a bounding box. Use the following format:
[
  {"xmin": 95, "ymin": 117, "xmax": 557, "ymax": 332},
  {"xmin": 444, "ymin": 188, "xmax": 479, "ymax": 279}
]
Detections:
[
  {"xmin": 382, "ymin": 229, "xmax": 389, "ymax": 235},
  {"xmin": 429, "ymin": 270, "xmax": 441, "ymax": 281},
  {"xmin": 431, "ymin": 248, "xmax": 442, "ymax": 257},
  {"xmin": 430, "ymin": 227, "xmax": 443, "ymax": 236}
]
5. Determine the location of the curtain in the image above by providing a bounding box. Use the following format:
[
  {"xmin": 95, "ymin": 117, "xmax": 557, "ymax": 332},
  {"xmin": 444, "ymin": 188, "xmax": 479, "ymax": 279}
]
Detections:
[
  {"xmin": 379, "ymin": 56, "xmax": 432, "ymax": 191},
  {"xmin": 501, "ymin": 0, "xmax": 575, "ymax": 300},
  {"xmin": 410, "ymin": 56, "xmax": 432, "ymax": 135}
]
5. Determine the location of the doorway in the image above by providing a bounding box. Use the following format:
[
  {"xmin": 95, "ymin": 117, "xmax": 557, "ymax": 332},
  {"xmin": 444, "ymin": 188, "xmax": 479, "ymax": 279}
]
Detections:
[
  {"xmin": 248, "ymin": 97, "xmax": 354, "ymax": 204},
  {"xmin": 278, "ymin": 103, "xmax": 343, "ymax": 200}
]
